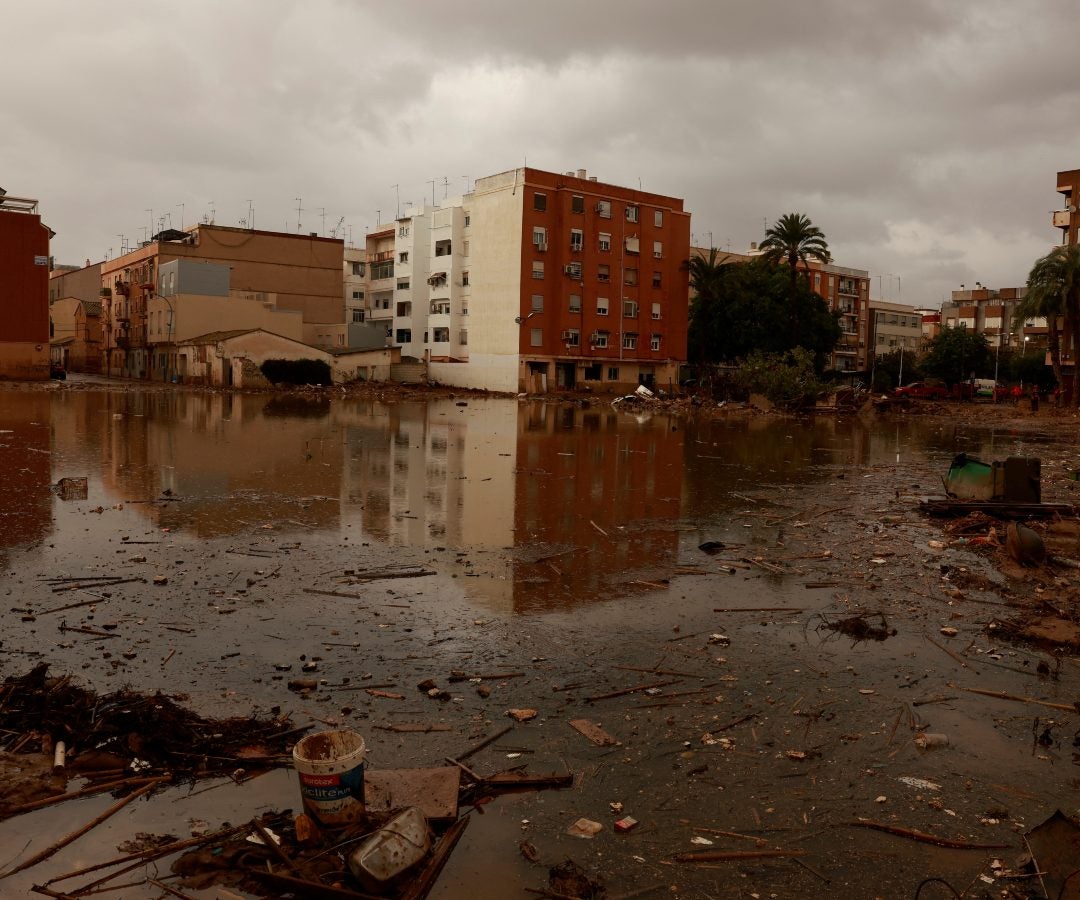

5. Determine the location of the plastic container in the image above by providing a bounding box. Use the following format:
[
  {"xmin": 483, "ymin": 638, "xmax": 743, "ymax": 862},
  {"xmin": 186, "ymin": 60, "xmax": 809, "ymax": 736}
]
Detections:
[
  {"xmin": 292, "ymin": 729, "xmax": 367, "ymax": 826},
  {"xmin": 347, "ymin": 806, "xmax": 430, "ymax": 891},
  {"xmin": 914, "ymin": 732, "xmax": 949, "ymax": 750}
]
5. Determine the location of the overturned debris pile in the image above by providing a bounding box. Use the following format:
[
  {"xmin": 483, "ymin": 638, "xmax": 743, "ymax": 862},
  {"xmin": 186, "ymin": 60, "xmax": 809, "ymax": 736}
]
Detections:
[{"xmin": 0, "ymin": 663, "xmax": 300, "ymax": 817}]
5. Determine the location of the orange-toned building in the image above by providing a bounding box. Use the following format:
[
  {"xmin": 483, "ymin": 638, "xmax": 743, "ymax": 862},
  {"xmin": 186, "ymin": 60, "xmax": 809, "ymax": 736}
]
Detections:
[
  {"xmin": 0, "ymin": 194, "xmax": 52, "ymax": 380},
  {"xmin": 436, "ymin": 167, "xmax": 691, "ymax": 393},
  {"xmin": 100, "ymin": 224, "xmax": 345, "ymax": 379}
]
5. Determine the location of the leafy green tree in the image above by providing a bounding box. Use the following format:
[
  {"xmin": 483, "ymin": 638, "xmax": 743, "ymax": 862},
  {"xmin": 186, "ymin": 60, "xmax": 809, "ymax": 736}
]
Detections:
[
  {"xmin": 1016, "ymin": 245, "xmax": 1080, "ymax": 404},
  {"xmin": 688, "ymin": 258, "xmax": 840, "ymax": 369},
  {"xmin": 920, "ymin": 326, "xmax": 989, "ymax": 387},
  {"xmin": 871, "ymin": 348, "xmax": 923, "ymax": 393},
  {"xmin": 735, "ymin": 347, "xmax": 825, "ymax": 407}
]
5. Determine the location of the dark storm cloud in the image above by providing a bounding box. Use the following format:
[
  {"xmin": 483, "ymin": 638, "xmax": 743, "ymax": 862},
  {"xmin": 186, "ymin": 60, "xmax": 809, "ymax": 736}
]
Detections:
[{"xmin": 2, "ymin": 0, "xmax": 1078, "ymax": 304}]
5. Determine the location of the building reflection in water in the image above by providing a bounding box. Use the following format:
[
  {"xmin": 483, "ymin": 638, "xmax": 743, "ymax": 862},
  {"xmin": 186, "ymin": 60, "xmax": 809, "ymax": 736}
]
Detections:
[{"xmin": 11, "ymin": 390, "xmax": 971, "ymax": 614}]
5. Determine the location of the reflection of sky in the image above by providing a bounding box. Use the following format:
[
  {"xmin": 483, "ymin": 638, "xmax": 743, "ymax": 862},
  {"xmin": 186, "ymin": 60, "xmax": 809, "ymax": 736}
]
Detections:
[{"xmin": 2, "ymin": 389, "xmax": 1070, "ymax": 609}]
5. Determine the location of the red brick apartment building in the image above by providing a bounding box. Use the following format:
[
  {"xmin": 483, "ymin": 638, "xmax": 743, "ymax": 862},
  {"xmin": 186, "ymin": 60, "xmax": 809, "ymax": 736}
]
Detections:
[
  {"xmin": 0, "ymin": 193, "xmax": 51, "ymax": 379},
  {"xmin": 465, "ymin": 168, "xmax": 690, "ymax": 393}
]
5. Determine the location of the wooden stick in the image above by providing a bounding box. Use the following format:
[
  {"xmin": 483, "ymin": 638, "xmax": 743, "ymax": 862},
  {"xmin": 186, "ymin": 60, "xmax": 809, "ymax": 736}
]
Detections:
[
  {"xmin": 958, "ymin": 686, "xmax": 1076, "ymax": 713},
  {"xmin": 302, "ymin": 588, "xmax": 367, "ymax": 601},
  {"xmin": 252, "ymin": 819, "xmax": 301, "ymax": 877},
  {"xmin": 51, "ymin": 577, "xmax": 144, "ymax": 594},
  {"xmin": 672, "ymin": 849, "xmax": 807, "ymax": 862},
  {"xmin": 586, "ymin": 679, "xmax": 679, "ymax": 703},
  {"xmin": 848, "ymin": 819, "xmax": 1011, "ymax": 850},
  {"xmin": 1, "ymin": 778, "xmax": 166, "ymax": 878},
  {"xmin": 33, "ymin": 597, "xmax": 110, "ymax": 617},
  {"xmin": 447, "ymin": 672, "xmax": 525, "ymax": 682},
  {"xmin": 5, "ymin": 775, "xmax": 163, "ymax": 817},
  {"xmin": 455, "ymin": 725, "xmax": 512, "ymax": 761},
  {"xmin": 57, "ymin": 822, "xmax": 256, "ymax": 892},
  {"xmin": 926, "ymin": 635, "xmax": 975, "ymax": 669},
  {"xmin": 612, "ymin": 665, "xmax": 700, "ymax": 677},
  {"xmin": 148, "ymin": 880, "xmax": 196, "ymax": 900},
  {"xmin": 589, "ymin": 520, "xmax": 608, "ymax": 537},
  {"xmin": 684, "ymin": 826, "xmax": 766, "ymax": 846},
  {"xmin": 714, "ymin": 607, "xmax": 804, "ymax": 613}
]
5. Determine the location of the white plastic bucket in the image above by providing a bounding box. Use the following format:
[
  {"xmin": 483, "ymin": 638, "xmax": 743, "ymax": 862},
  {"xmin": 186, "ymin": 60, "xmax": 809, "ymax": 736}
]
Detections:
[{"xmin": 292, "ymin": 729, "xmax": 367, "ymax": 826}]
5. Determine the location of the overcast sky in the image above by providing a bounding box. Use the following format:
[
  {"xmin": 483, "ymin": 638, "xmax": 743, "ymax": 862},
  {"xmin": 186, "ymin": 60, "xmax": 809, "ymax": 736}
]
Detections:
[{"xmin": 4, "ymin": 0, "xmax": 1078, "ymax": 307}]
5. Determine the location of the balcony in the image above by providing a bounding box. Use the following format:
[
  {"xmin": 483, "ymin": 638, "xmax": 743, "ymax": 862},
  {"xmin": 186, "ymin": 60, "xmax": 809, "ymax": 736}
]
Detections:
[{"xmin": 1053, "ymin": 209, "xmax": 1071, "ymax": 228}]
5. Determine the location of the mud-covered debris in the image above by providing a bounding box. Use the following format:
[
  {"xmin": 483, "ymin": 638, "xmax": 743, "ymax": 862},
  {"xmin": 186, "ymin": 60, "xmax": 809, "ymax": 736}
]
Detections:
[
  {"xmin": 566, "ymin": 818, "xmax": 603, "ymax": 839},
  {"xmin": 821, "ymin": 614, "xmax": 896, "ymax": 642},
  {"xmin": 914, "ymin": 732, "xmax": 949, "ymax": 750},
  {"xmin": 698, "ymin": 541, "xmax": 725, "ymax": 554},
  {"xmin": 569, "ymin": 718, "xmax": 619, "ymax": 747},
  {"xmin": 548, "ymin": 858, "xmax": 606, "ymax": 898},
  {"xmin": 614, "ymin": 816, "xmax": 638, "ymax": 833},
  {"xmin": 507, "ymin": 708, "xmax": 538, "ymax": 722},
  {"xmin": 1007, "ymin": 521, "xmax": 1046, "ymax": 566}
]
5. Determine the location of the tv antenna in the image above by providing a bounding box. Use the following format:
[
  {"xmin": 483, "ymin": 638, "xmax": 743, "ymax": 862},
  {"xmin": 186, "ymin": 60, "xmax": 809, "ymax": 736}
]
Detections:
[
  {"xmin": 319, "ymin": 207, "xmax": 326, "ymax": 235},
  {"xmin": 295, "ymin": 197, "xmax": 303, "ymax": 233},
  {"xmin": 246, "ymin": 200, "xmax": 255, "ymax": 230},
  {"xmin": 391, "ymin": 184, "xmax": 400, "ymax": 219},
  {"xmin": 177, "ymin": 202, "xmax": 185, "ymax": 230}
]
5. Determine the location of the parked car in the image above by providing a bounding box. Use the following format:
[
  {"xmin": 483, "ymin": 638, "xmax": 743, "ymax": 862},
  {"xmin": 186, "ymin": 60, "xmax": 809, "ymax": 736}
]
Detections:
[
  {"xmin": 49, "ymin": 363, "xmax": 66, "ymax": 380},
  {"xmin": 894, "ymin": 381, "xmax": 948, "ymax": 400}
]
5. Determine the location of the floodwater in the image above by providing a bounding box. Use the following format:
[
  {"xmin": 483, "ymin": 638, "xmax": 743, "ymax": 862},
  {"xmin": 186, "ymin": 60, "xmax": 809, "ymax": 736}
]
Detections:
[{"xmin": 1, "ymin": 386, "xmax": 1078, "ymax": 898}]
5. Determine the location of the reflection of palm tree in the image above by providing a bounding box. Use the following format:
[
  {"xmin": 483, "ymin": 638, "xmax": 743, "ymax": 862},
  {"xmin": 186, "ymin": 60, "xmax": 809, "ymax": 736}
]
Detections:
[
  {"xmin": 758, "ymin": 214, "xmax": 830, "ymax": 344},
  {"xmin": 1017, "ymin": 244, "xmax": 1080, "ymax": 405}
]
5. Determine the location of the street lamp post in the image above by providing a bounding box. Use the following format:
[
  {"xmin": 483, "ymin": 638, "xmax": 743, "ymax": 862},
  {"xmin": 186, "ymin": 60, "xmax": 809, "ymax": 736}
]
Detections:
[{"xmin": 898, "ymin": 343, "xmax": 904, "ymax": 387}]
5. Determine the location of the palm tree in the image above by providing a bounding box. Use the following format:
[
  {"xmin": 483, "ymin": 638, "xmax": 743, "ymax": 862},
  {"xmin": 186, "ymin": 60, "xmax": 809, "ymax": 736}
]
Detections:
[
  {"xmin": 758, "ymin": 213, "xmax": 831, "ymax": 296},
  {"xmin": 1017, "ymin": 245, "xmax": 1080, "ymax": 405},
  {"xmin": 758, "ymin": 213, "xmax": 831, "ymax": 347},
  {"xmin": 688, "ymin": 246, "xmax": 732, "ymax": 305}
]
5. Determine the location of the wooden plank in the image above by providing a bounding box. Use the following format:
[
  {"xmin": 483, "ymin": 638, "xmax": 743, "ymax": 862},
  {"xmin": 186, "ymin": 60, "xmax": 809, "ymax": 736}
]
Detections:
[{"xmin": 568, "ymin": 719, "xmax": 619, "ymax": 747}]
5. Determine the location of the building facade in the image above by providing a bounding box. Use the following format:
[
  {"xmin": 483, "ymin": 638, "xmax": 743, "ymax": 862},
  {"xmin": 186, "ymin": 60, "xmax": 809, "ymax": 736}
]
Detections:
[
  {"xmin": 804, "ymin": 261, "xmax": 870, "ymax": 373},
  {"xmin": 100, "ymin": 224, "xmax": 345, "ymax": 378},
  {"xmin": 868, "ymin": 300, "xmax": 923, "ymax": 364},
  {"xmin": 938, "ymin": 285, "xmax": 1046, "ymax": 356},
  {"xmin": 0, "ymin": 194, "xmax": 51, "ymax": 380}
]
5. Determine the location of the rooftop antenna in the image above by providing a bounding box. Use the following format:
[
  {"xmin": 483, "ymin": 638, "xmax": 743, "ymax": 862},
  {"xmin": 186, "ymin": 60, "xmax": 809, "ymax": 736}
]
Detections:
[
  {"xmin": 146, "ymin": 209, "xmax": 154, "ymax": 239},
  {"xmin": 391, "ymin": 184, "xmax": 400, "ymax": 219},
  {"xmin": 246, "ymin": 199, "xmax": 254, "ymax": 230},
  {"xmin": 427, "ymin": 179, "xmax": 436, "ymax": 207},
  {"xmin": 376, "ymin": 209, "xmax": 381, "ymax": 225},
  {"xmin": 295, "ymin": 197, "xmax": 303, "ymax": 233},
  {"xmin": 707, "ymin": 231, "xmax": 713, "ymax": 249},
  {"xmin": 319, "ymin": 207, "xmax": 326, "ymax": 235},
  {"xmin": 441, "ymin": 176, "xmax": 450, "ymax": 200},
  {"xmin": 177, "ymin": 203, "xmax": 185, "ymax": 230},
  {"xmin": 208, "ymin": 200, "xmax": 216, "ymax": 225},
  {"xmin": 348, "ymin": 224, "xmax": 353, "ymax": 245}
]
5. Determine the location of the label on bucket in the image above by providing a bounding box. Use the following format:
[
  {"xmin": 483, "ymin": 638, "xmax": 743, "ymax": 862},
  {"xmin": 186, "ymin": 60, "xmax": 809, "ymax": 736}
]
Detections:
[{"xmin": 299, "ymin": 763, "xmax": 365, "ymax": 803}]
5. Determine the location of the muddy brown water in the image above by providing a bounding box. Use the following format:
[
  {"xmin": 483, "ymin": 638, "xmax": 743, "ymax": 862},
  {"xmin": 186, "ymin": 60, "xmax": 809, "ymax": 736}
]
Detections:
[{"xmin": 1, "ymin": 386, "xmax": 1079, "ymax": 898}]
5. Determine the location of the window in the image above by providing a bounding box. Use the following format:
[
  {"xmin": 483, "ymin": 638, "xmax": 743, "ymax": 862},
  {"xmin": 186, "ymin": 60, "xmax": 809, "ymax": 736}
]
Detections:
[
  {"xmin": 592, "ymin": 331, "xmax": 609, "ymax": 349},
  {"xmin": 350, "ymin": 261, "xmax": 364, "ymax": 276},
  {"xmin": 433, "ymin": 327, "xmax": 449, "ymax": 342},
  {"xmin": 564, "ymin": 328, "xmax": 580, "ymax": 347},
  {"xmin": 564, "ymin": 262, "xmax": 582, "ymax": 278},
  {"xmin": 464, "ymin": 214, "xmax": 471, "ymax": 227},
  {"xmin": 371, "ymin": 260, "xmax": 394, "ymax": 280},
  {"xmin": 623, "ymin": 300, "xmax": 638, "ymax": 318},
  {"xmin": 570, "ymin": 229, "xmax": 583, "ymax": 251},
  {"xmin": 623, "ymin": 333, "xmax": 637, "ymax": 350},
  {"xmin": 650, "ymin": 334, "xmax": 661, "ymax": 351},
  {"xmin": 607, "ymin": 367, "xmax": 620, "ymax": 380},
  {"xmin": 396, "ymin": 328, "xmax": 412, "ymax": 343},
  {"xmin": 397, "ymin": 279, "xmax": 410, "ymax": 290},
  {"xmin": 814, "ymin": 273, "xmax": 821, "ymax": 288},
  {"xmin": 569, "ymin": 293, "xmax": 582, "ymax": 313},
  {"xmin": 598, "ymin": 264, "xmax": 610, "ymax": 282},
  {"xmin": 530, "ymin": 327, "xmax": 543, "ymax": 347},
  {"xmin": 459, "ymin": 329, "xmax": 468, "ymax": 345},
  {"xmin": 651, "ymin": 302, "xmax": 661, "ymax": 320},
  {"xmin": 533, "ymin": 227, "xmax": 547, "ymax": 247},
  {"xmin": 653, "ymin": 241, "xmax": 662, "ymax": 259},
  {"xmin": 599, "ymin": 232, "xmax": 611, "ymax": 252},
  {"xmin": 352, "ymin": 290, "xmax": 364, "ymax": 300},
  {"xmin": 430, "ymin": 301, "xmax": 451, "ymax": 315},
  {"xmin": 624, "ymin": 268, "xmax": 638, "ymax": 286},
  {"xmin": 532, "ymin": 261, "xmax": 544, "ymax": 279},
  {"xmin": 653, "ymin": 210, "xmax": 663, "ymax": 227},
  {"xmin": 399, "ymin": 251, "xmax": 409, "ymax": 263},
  {"xmin": 352, "ymin": 309, "xmax": 365, "ymax": 323},
  {"xmin": 571, "ymin": 195, "xmax": 584, "ymax": 214},
  {"xmin": 423, "ymin": 331, "xmax": 429, "ymax": 343},
  {"xmin": 398, "ymin": 225, "xmax": 410, "ymax": 237},
  {"xmin": 596, "ymin": 297, "xmax": 609, "ymax": 316},
  {"xmin": 652, "ymin": 271, "xmax": 661, "ymax": 288},
  {"xmin": 396, "ymin": 301, "xmax": 412, "ymax": 317},
  {"xmin": 462, "ymin": 270, "xmax": 470, "ymax": 286},
  {"xmin": 626, "ymin": 205, "xmax": 639, "ymax": 223},
  {"xmin": 531, "ymin": 294, "xmax": 544, "ymax": 313},
  {"xmin": 435, "ymin": 239, "xmax": 452, "ymax": 257},
  {"xmin": 463, "ymin": 239, "xmax": 469, "ymax": 257},
  {"xmin": 584, "ymin": 364, "xmax": 602, "ymax": 380},
  {"xmin": 534, "ymin": 192, "xmax": 547, "ymax": 211},
  {"xmin": 596, "ymin": 200, "xmax": 612, "ymax": 218},
  {"xmin": 625, "ymin": 236, "xmax": 640, "ymax": 254},
  {"xmin": 461, "ymin": 305, "xmax": 468, "ymax": 316}
]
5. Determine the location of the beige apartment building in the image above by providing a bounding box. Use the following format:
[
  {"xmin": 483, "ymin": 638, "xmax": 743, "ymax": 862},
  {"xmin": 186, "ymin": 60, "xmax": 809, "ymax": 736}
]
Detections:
[
  {"xmin": 868, "ymin": 300, "xmax": 922, "ymax": 361},
  {"xmin": 100, "ymin": 224, "xmax": 345, "ymax": 379}
]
